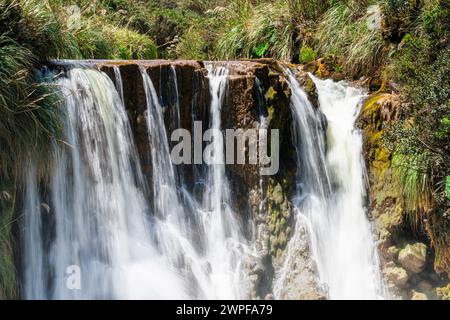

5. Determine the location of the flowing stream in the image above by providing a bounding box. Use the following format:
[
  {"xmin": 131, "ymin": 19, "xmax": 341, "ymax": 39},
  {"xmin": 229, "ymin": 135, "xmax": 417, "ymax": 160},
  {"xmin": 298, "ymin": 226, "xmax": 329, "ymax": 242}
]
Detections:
[{"xmin": 21, "ymin": 62, "xmax": 384, "ymax": 300}]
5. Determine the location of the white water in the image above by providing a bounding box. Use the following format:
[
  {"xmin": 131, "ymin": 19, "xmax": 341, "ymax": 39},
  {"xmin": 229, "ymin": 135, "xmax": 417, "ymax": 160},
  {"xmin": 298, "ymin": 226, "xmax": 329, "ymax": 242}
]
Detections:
[
  {"xmin": 23, "ymin": 68, "xmax": 183, "ymax": 299},
  {"xmin": 140, "ymin": 66, "xmax": 248, "ymax": 299},
  {"xmin": 23, "ymin": 65, "xmax": 249, "ymax": 299},
  {"xmin": 200, "ymin": 64, "xmax": 250, "ymax": 298},
  {"xmin": 276, "ymin": 69, "xmax": 385, "ymax": 299}
]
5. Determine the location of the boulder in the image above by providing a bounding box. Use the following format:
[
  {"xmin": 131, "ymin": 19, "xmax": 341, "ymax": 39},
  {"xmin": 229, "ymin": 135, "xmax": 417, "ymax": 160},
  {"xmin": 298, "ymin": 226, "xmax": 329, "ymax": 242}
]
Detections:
[
  {"xmin": 410, "ymin": 290, "xmax": 428, "ymax": 300},
  {"xmin": 384, "ymin": 266, "xmax": 409, "ymax": 287},
  {"xmin": 386, "ymin": 245, "xmax": 400, "ymax": 260},
  {"xmin": 398, "ymin": 243, "xmax": 427, "ymax": 274}
]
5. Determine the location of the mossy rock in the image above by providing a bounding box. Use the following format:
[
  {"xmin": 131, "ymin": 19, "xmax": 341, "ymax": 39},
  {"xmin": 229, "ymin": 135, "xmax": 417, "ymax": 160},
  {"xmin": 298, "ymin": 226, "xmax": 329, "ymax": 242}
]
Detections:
[{"xmin": 398, "ymin": 243, "xmax": 427, "ymax": 274}]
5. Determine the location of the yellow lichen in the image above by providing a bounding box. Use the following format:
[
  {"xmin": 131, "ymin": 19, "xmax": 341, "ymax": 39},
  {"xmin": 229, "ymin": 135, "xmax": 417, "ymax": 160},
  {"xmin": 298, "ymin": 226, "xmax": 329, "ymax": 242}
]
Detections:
[{"xmin": 265, "ymin": 86, "xmax": 277, "ymax": 101}]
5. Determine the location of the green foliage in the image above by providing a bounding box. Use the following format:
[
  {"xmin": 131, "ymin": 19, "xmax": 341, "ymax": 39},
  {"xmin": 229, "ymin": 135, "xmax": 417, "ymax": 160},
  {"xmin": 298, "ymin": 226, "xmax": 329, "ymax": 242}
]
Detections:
[
  {"xmin": 253, "ymin": 42, "xmax": 270, "ymax": 58},
  {"xmin": 299, "ymin": 46, "xmax": 317, "ymax": 63},
  {"xmin": 391, "ymin": 152, "xmax": 432, "ymax": 224},
  {"xmin": 176, "ymin": 26, "xmax": 209, "ymax": 60},
  {"xmin": 0, "ymin": 35, "xmax": 62, "ymax": 177},
  {"xmin": 435, "ymin": 114, "xmax": 450, "ymax": 141},
  {"xmin": 381, "ymin": 0, "xmax": 421, "ymax": 42},
  {"xmin": 0, "ymin": 184, "xmax": 17, "ymax": 299},
  {"xmin": 286, "ymin": 0, "xmax": 332, "ymax": 22},
  {"xmin": 0, "ymin": 0, "xmax": 80, "ymax": 59},
  {"xmin": 392, "ymin": 36, "xmax": 449, "ymax": 108},
  {"xmin": 315, "ymin": 3, "xmax": 385, "ymax": 77},
  {"xmin": 383, "ymin": 0, "xmax": 450, "ymax": 268},
  {"xmin": 107, "ymin": 27, "xmax": 157, "ymax": 59},
  {"xmin": 71, "ymin": 18, "xmax": 111, "ymax": 59},
  {"xmin": 216, "ymin": 1, "xmax": 298, "ymax": 61}
]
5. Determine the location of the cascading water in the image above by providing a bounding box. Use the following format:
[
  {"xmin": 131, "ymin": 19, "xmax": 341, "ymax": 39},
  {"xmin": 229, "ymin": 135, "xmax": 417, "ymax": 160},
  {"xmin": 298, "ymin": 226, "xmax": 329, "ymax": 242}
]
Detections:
[
  {"xmin": 275, "ymin": 68, "xmax": 385, "ymax": 299},
  {"xmin": 201, "ymin": 64, "xmax": 250, "ymax": 298},
  {"xmin": 23, "ymin": 67, "xmax": 182, "ymax": 299},
  {"xmin": 113, "ymin": 66, "xmax": 124, "ymax": 103},
  {"xmin": 22, "ymin": 63, "xmax": 250, "ymax": 299},
  {"xmin": 140, "ymin": 65, "xmax": 250, "ymax": 299}
]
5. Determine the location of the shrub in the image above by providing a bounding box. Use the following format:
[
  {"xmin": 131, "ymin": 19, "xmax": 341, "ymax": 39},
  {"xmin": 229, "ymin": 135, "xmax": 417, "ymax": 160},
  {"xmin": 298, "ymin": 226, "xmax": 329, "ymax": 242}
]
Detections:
[
  {"xmin": 0, "ymin": 0, "xmax": 80, "ymax": 59},
  {"xmin": 299, "ymin": 46, "xmax": 317, "ymax": 63},
  {"xmin": 72, "ymin": 18, "xmax": 111, "ymax": 59},
  {"xmin": 176, "ymin": 26, "xmax": 208, "ymax": 60},
  {"xmin": 107, "ymin": 27, "xmax": 157, "ymax": 59}
]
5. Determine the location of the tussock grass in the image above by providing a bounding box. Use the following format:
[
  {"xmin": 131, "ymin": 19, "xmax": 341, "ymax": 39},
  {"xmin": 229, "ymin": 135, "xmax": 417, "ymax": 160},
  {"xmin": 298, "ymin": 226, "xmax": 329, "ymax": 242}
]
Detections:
[
  {"xmin": 392, "ymin": 153, "xmax": 433, "ymax": 227},
  {"xmin": 0, "ymin": 182, "xmax": 18, "ymax": 299},
  {"xmin": 0, "ymin": 35, "xmax": 62, "ymax": 177},
  {"xmin": 315, "ymin": 3, "xmax": 385, "ymax": 77},
  {"xmin": 216, "ymin": 1, "xmax": 298, "ymax": 61}
]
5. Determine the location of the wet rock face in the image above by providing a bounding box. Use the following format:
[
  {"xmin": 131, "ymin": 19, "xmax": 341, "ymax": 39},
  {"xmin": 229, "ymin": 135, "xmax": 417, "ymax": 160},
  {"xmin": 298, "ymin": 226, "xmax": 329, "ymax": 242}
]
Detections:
[{"xmin": 356, "ymin": 93, "xmax": 404, "ymax": 250}]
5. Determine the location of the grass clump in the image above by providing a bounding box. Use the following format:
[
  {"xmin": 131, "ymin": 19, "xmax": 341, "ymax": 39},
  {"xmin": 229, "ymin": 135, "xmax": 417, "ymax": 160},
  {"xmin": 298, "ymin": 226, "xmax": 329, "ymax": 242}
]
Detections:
[
  {"xmin": 216, "ymin": 1, "xmax": 299, "ymax": 61},
  {"xmin": 0, "ymin": 182, "xmax": 17, "ymax": 299},
  {"xmin": 106, "ymin": 27, "xmax": 157, "ymax": 59},
  {"xmin": 315, "ymin": 2, "xmax": 385, "ymax": 77},
  {"xmin": 176, "ymin": 25, "xmax": 209, "ymax": 60}
]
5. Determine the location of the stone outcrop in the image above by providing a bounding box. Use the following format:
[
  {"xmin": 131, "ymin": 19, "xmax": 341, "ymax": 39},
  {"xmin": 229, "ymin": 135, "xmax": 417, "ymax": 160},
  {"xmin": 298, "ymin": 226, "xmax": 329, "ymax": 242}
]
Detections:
[
  {"xmin": 410, "ymin": 290, "xmax": 428, "ymax": 300},
  {"xmin": 384, "ymin": 265, "xmax": 409, "ymax": 287}
]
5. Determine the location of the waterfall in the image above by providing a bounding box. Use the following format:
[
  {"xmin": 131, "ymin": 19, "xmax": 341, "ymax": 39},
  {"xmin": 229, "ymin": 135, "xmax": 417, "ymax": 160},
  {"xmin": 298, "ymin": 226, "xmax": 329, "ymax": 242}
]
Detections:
[
  {"xmin": 139, "ymin": 65, "xmax": 249, "ymax": 299},
  {"xmin": 23, "ymin": 67, "xmax": 184, "ymax": 299},
  {"xmin": 113, "ymin": 66, "xmax": 124, "ymax": 103},
  {"xmin": 277, "ymin": 69, "xmax": 385, "ymax": 299},
  {"xmin": 22, "ymin": 63, "xmax": 253, "ymax": 299},
  {"xmin": 21, "ymin": 61, "xmax": 386, "ymax": 300},
  {"xmin": 201, "ymin": 64, "xmax": 250, "ymax": 298}
]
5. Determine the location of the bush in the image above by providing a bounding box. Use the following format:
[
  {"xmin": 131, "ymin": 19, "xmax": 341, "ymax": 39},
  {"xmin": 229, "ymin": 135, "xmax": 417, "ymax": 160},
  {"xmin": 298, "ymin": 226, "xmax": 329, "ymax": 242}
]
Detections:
[
  {"xmin": 106, "ymin": 27, "xmax": 157, "ymax": 59},
  {"xmin": 176, "ymin": 26, "xmax": 208, "ymax": 60},
  {"xmin": 299, "ymin": 46, "xmax": 317, "ymax": 63},
  {"xmin": 73, "ymin": 19, "xmax": 111, "ymax": 59},
  {"xmin": 383, "ymin": 0, "xmax": 450, "ymax": 272},
  {"xmin": 0, "ymin": 0, "xmax": 80, "ymax": 59}
]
